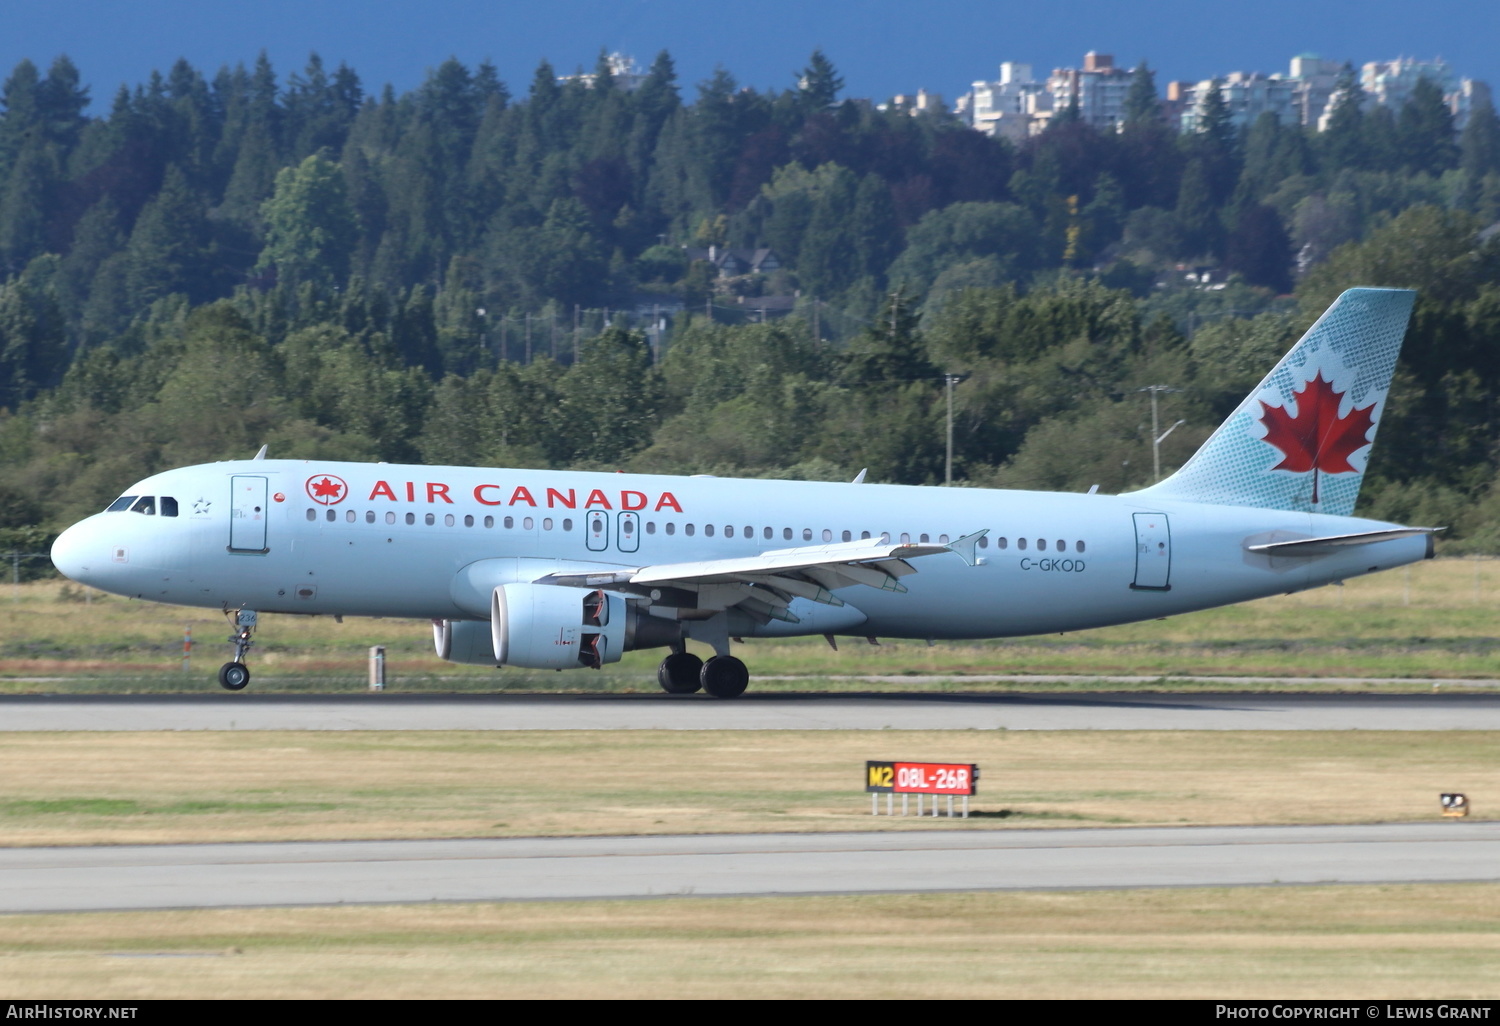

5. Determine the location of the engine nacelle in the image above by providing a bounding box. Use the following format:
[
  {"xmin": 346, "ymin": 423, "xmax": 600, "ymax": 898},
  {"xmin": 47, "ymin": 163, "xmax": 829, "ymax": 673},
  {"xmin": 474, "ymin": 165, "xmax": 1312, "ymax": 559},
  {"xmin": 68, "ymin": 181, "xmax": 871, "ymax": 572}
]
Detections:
[
  {"xmin": 492, "ymin": 583, "xmax": 629, "ymax": 670},
  {"xmin": 432, "ymin": 618, "xmax": 499, "ymax": 666}
]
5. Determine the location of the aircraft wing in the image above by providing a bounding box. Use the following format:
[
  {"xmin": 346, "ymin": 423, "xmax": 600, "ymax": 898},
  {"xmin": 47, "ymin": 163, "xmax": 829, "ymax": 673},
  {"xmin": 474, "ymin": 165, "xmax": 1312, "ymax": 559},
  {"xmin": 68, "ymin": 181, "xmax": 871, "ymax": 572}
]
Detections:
[{"xmin": 535, "ymin": 531, "xmax": 987, "ymax": 624}]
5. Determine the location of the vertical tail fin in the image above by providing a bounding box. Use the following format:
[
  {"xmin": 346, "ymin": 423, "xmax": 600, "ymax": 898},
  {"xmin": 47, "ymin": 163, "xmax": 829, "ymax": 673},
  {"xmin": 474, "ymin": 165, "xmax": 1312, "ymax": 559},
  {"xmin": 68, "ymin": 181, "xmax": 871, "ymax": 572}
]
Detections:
[{"xmin": 1131, "ymin": 287, "xmax": 1415, "ymax": 516}]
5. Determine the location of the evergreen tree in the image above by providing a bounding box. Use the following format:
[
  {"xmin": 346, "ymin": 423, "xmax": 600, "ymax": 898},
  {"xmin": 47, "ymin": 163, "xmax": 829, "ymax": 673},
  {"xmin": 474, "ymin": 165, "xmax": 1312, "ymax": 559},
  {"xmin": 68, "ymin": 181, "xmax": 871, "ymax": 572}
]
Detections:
[
  {"xmin": 851, "ymin": 173, "xmax": 900, "ymax": 283},
  {"xmin": 1225, "ymin": 203, "xmax": 1293, "ymax": 292},
  {"xmin": 0, "ymin": 59, "xmax": 40, "ymax": 178},
  {"xmin": 0, "ymin": 275, "xmax": 67, "ymax": 407},
  {"xmin": 123, "ymin": 165, "xmax": 211, "ymax": 308},
  {"xmin": 796, "ymin": 50, "xmax": 843, "ymax": 112},
  {"xmin": 0, "ymin": 143, "xmax": 56, "ymax": 273},
  {"xmin": 798, "ymin": 164, "xmax": 857, "ymax": 296},
  {"xmin": 634, "ymin": 50, "xmax": 680, "ymax": 138},
  {"xmin": 1174, "ymin": 158, "xmax": 1219, "ymax": 257},
  {"xmin": 1322, "ymin": 67, "xmax": 1367, "ymax": 170},
  {"xmin": 1398, "ymin": 76, "xmax": 1459, "ymax": 176},
  {"xmin": 1461, "ymin": 94, "xmax": 1500, "ymax": 179},
  {"xmin": 1123, "ymin": 61, "xmax": 1160, "ymax": 125}
]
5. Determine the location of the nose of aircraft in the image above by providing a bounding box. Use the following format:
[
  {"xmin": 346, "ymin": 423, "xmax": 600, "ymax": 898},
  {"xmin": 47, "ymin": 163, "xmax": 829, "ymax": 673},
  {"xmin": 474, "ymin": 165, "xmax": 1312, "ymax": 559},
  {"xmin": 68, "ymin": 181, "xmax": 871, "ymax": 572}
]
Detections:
[{"xmin": 50, "ymin": 520, "xmax": 97, "ymax": 584}]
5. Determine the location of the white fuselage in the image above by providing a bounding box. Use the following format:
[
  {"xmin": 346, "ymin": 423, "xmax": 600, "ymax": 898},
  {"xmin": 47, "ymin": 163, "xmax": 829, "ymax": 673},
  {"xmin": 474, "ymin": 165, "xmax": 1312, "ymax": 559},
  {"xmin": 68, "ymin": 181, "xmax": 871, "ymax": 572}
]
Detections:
[{"xmin": 50, "ymin": 459, "xmax": 1431, "ymax": 640}]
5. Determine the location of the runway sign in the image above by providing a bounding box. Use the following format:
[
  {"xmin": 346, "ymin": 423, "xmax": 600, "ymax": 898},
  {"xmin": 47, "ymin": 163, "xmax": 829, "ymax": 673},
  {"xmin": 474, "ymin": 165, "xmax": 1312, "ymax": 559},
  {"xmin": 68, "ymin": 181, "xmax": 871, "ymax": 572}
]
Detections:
[{"xmin": 865, "ymin": 761, "xmax": 978, "ymax": 795}]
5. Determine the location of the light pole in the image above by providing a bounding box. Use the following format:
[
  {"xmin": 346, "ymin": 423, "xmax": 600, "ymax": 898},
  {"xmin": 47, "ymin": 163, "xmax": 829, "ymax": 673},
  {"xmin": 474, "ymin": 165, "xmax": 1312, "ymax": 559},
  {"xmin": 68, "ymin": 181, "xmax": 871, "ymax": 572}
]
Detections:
[
  {"xmin": 945, "ymin": 373, "xmax": 970, "ymax": 486},
  {"xmin": 1139, "ymin": 385, "xmax": 1183, "ymax": 483}
]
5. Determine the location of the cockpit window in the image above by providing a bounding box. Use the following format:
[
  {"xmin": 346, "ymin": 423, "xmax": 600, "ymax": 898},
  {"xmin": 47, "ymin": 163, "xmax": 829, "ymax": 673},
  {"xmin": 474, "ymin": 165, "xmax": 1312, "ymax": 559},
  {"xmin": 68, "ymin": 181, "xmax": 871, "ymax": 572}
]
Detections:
[
  {"xmin": 106, "ymin": 496, "xmax": 138, "ymax": 513},
  {"xmin": 129, "ymin": 496, "xmax": 156, "ymax": 516},
  {"xmin": 160, "ymin": 496, "xmax": 178, "ymax": 517}
]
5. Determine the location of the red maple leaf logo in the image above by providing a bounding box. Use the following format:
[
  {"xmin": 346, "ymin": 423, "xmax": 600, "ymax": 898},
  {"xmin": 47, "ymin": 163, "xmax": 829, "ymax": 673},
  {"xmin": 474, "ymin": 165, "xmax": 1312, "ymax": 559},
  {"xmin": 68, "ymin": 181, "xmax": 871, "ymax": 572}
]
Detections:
[
  {"xmin": 1259, "ymin": 372, "xmax": 1376, "ymax": 504},
  {"xmin": 306, "ymin": 475, "xmax": 348, "ymax": 505}
]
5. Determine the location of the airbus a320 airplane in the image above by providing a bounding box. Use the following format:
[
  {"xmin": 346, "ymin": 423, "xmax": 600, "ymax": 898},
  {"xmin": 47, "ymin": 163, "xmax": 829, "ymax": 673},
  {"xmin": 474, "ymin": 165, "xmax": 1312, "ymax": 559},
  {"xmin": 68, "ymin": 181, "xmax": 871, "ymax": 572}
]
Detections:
[{"xmin": 51, "ymin": 288, "xmax": 1435, "ymax": 698}]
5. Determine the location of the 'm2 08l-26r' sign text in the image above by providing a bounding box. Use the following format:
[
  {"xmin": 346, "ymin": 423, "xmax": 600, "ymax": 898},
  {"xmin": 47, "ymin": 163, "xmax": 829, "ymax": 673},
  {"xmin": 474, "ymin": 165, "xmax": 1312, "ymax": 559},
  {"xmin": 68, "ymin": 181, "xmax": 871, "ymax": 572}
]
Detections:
[{"xmin": 866, "ymin": 761, "xmax": 978, "ymax": 795}]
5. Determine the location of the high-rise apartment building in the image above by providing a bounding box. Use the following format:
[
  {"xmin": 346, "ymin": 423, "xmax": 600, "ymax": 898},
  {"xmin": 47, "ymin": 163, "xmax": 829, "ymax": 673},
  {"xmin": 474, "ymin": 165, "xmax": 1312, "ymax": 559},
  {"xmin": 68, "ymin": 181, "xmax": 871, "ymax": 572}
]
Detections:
[
  {"xmin": 1046, "ymin": 52, "xmax": 1135, "ymax": 131},
  {"xmin": 961, "ymin": 62, "xmax": 1053, "ymax": 140}
]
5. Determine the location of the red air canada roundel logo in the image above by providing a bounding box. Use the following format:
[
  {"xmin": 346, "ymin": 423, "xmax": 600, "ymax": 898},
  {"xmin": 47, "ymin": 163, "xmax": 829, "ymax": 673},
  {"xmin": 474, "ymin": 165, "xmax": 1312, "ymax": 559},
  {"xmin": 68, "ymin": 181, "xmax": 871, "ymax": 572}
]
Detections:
[{"xmin": 306, "ymin": 474, "xmax": 349, "ymax": 505}]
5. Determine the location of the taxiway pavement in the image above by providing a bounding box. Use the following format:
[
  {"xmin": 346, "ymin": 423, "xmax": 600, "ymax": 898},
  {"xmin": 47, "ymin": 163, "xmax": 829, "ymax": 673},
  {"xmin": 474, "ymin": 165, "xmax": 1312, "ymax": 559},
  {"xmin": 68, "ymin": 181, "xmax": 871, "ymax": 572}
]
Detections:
[
  {"xmin": 2, "ymin": 691, "xmax": 1500, "ymax": 731},
  {"xmin": 1, "ymin": 823, "xmax": 1494, "ymax": 912}
]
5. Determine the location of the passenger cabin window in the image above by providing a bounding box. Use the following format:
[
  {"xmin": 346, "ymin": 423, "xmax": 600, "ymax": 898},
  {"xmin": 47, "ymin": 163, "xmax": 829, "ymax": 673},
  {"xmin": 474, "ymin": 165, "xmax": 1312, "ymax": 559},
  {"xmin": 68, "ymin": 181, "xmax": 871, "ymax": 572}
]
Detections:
[
  {"xmin": 129, "ymin": 496, "xmax": 155, "ymax": 515},
  {"xmin": 160, "ymin": 497, "xmax": 179, "ymax": 517},
  {"xmin": 107, "ymin": 496, "xmax": 138, "ymax": 512}
]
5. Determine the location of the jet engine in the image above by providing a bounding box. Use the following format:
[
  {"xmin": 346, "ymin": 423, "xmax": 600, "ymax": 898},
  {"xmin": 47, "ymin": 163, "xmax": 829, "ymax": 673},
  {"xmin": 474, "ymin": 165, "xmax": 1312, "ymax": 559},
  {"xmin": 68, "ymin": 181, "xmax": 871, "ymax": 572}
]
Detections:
[
  {"xmin": 489, "ymin": 583, "xmax": 680, "ymax": 670},
  {"xmin": 432, "ymin": 618, "xmax": 499, "ymax": 666}
]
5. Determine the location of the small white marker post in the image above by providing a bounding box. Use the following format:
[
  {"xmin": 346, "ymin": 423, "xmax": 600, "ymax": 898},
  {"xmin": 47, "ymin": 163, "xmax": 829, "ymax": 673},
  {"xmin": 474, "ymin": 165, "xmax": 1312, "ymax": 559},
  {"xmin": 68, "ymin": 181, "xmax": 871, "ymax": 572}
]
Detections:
[{"xmin": 369, "ymin": 645, "xmax": 386, "ymax": 692}]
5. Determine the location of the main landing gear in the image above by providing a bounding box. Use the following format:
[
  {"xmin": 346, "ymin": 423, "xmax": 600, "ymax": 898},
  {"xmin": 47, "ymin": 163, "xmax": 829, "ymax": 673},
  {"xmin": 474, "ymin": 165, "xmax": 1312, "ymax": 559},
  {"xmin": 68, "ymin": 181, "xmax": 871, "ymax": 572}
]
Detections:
[
  {"xmin": 656, "ymin": 647, "xmax": 750, "ymax": 699},
  {"xmin": 218, "ymin": 609, "xmax": 257, "ymax": 692}
]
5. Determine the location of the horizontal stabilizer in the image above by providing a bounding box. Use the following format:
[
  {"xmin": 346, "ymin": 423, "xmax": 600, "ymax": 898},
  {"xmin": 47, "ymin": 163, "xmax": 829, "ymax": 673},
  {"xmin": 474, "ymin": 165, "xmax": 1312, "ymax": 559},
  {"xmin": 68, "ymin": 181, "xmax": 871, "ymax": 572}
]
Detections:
[{"xmin": 1246, "ymin": 527, "xmax": 1442, "ymax": 557}]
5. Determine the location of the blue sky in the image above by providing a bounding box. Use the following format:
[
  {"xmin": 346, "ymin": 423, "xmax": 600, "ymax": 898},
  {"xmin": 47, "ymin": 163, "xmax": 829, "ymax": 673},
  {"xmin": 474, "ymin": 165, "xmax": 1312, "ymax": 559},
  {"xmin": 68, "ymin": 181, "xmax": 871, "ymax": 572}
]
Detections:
[{"xmin": 4, "ymin": 1, "xmax": 1497, "ymax": 111}]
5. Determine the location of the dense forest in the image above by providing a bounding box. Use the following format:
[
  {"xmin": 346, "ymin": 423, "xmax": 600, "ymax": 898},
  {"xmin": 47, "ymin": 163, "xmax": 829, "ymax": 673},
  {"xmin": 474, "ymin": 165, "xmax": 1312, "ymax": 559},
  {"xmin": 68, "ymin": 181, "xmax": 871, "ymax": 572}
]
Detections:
[{"xmin": 3, "ymin": 47, "xmax": 1500, "ymax": 566}]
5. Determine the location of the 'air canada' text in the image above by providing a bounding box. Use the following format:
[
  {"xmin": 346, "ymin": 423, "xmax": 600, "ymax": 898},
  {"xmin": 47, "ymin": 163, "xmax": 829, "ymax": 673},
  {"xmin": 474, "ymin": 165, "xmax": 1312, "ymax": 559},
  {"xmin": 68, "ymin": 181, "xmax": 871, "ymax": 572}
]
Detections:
[{"xmin": 366, "ymin": 481, "xmax": 684, "ymax": 513}]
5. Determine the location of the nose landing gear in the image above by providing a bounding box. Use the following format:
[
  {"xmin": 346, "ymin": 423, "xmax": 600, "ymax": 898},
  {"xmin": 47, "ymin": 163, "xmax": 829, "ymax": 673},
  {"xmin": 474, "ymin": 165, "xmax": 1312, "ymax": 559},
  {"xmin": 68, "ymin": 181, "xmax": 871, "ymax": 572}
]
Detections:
[{"xmin": 218, "ymin": 609, "xmax": 257, "ymax": 691}]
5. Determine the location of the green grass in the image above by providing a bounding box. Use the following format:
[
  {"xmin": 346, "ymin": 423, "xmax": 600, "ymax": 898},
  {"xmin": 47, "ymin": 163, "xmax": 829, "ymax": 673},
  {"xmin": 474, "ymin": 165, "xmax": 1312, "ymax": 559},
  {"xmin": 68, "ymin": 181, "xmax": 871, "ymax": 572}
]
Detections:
[
  {"xmin": 0, "ymin": 729, "xmax": 1493, "ymax": 846},
  {"xmin": 4, "ymin": 885, "xmax": 1499, "ymax": 998}
]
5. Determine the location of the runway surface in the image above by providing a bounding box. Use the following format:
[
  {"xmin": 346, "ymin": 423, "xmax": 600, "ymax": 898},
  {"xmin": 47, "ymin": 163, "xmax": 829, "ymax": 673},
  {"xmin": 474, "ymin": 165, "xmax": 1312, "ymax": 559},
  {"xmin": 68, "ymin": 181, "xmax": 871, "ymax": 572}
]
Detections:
[
  {"xmin": 3, "ymin": 691, "xmax": 1500, "ymax": 730},
  {"xmin": 1, "ymin": 823, "xmax": 1495, "ymax": 912}
]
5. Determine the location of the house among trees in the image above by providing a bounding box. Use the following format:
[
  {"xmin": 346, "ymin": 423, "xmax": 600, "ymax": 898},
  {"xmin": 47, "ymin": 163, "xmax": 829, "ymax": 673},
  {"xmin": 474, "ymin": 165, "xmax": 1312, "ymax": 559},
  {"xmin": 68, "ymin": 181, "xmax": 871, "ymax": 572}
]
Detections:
[{"xmin": 682, "ymin": 245, "xmax": 783, "ymax": 278}]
